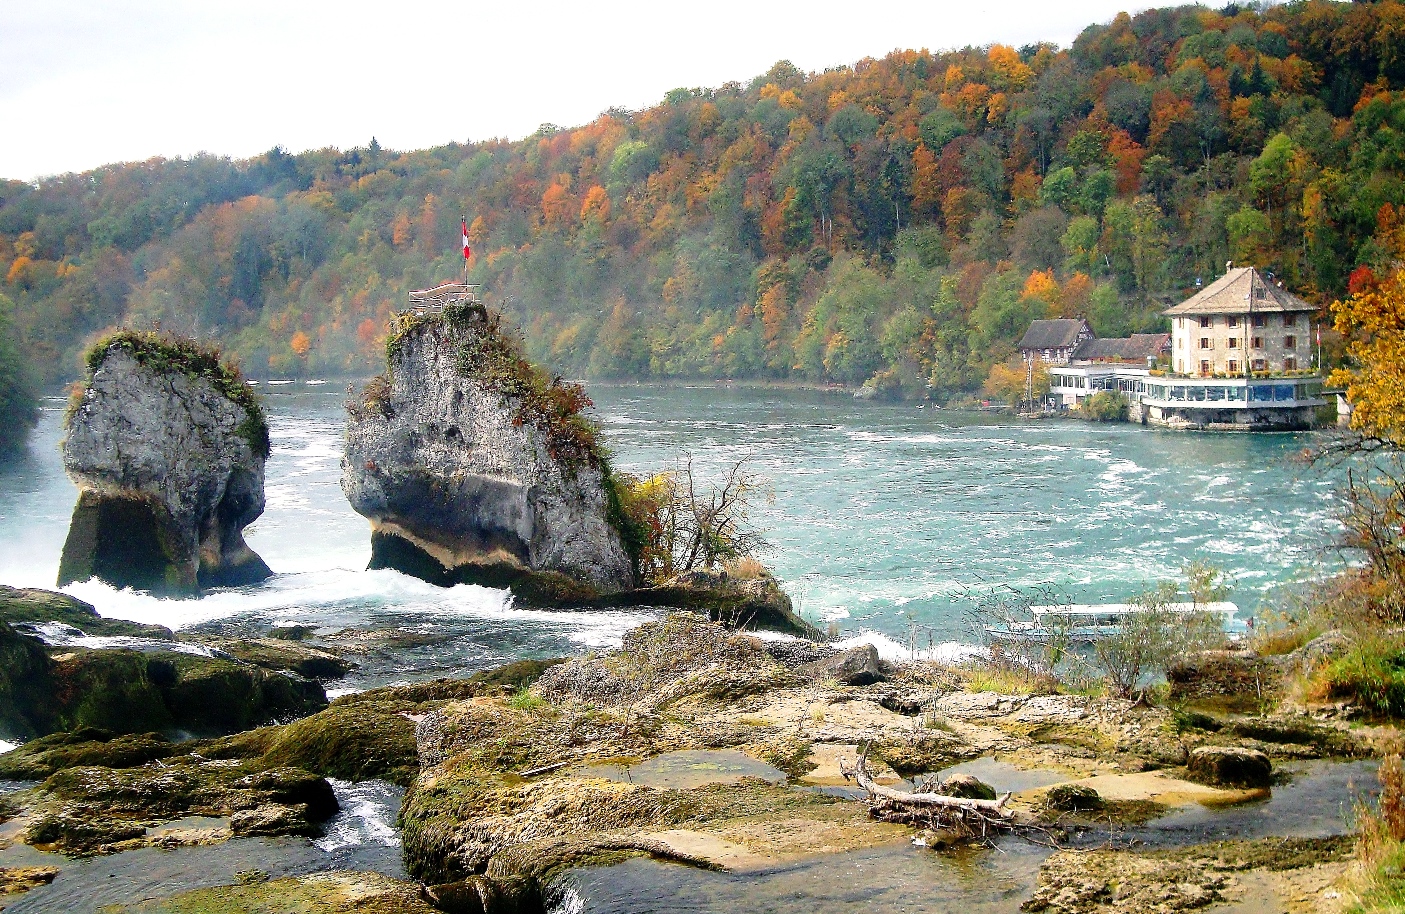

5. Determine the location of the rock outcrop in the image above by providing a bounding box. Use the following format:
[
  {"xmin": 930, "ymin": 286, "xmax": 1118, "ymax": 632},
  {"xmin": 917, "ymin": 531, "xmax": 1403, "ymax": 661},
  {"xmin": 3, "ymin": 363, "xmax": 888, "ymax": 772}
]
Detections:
[
  {"xmin": 58, "ymin": 333, "xmax": 273, "ymax": 595},
  {"xmin": 342, "ymin": 303, "xmax": 633, "ymax": 597}
]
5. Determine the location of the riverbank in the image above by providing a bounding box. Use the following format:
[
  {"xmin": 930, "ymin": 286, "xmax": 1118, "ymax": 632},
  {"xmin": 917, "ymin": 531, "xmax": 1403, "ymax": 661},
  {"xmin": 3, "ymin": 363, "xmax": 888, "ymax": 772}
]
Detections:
[{"xmin": 0, "ymin": 607, "xmax": 1394, "ymax": 913}]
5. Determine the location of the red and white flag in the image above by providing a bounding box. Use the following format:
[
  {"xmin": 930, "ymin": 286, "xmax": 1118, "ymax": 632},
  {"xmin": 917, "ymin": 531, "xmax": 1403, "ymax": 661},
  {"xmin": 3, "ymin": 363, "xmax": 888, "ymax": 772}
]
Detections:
[{"xmin": 462, "ymin": 217, "xmax": 472, "ymax": 260}]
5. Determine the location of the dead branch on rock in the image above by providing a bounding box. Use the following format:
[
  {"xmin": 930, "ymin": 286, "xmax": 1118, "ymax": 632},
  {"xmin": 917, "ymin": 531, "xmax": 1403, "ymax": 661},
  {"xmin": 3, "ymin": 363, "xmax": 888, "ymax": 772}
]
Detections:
[
  {"xmin": 839, "ymin": 743, "xmax": 1066, "ymax": 849},
  {"xmin": 840, "ymin": 743, "xmax": 1016, "ymax": 839}
]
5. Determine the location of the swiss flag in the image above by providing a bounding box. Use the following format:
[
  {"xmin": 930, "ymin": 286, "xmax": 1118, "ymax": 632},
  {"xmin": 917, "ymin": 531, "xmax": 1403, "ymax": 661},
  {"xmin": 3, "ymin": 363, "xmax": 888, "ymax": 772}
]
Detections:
[{"xmin": 462, "ymin": 217, "xmax": 472, "ymax": 260}]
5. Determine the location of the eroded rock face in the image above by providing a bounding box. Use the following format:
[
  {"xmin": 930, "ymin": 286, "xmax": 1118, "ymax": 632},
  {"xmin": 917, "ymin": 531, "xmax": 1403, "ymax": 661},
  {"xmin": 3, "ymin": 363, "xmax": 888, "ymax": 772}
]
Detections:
[
  {"xmin": 58, "ymin": 335, "xmax": 272, "ymax": 595},
  {"xmin": 342, "ymin": 305, "xmax": 633, "ymax": 595}
]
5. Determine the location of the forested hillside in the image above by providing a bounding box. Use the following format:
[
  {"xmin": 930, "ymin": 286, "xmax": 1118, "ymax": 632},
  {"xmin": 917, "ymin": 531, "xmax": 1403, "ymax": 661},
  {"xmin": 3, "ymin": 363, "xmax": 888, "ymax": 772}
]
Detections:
[{"xmin": 3, "ymin": 1, "xmax": 1405, "ymax": 395}]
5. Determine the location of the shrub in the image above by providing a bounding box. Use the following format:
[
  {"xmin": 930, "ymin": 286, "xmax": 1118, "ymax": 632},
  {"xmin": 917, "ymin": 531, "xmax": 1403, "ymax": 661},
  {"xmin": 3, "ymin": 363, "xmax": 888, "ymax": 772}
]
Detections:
[
  {"xmin": 1310, "ymin": 634, "xmax": 1405, "ymax": 717},
  {"xmin": 1079, "ymin": 390, "xmax": 1129, "ymax": 422}
]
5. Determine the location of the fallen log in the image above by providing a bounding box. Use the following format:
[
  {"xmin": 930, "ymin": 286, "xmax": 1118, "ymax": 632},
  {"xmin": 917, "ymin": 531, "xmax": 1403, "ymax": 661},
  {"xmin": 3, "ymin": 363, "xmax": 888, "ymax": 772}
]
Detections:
[
  {"xmin": 842, "ymin": 743, "xmax": 1018, "ymax": 839},
  {"xmin": 846, "ymin": 744, "xmax": 1013, "ymax": 816}
]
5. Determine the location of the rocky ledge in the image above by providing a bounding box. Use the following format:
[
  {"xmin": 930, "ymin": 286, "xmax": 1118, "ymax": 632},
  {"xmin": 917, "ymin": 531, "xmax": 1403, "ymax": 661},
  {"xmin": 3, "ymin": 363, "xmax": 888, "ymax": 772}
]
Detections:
[
  {"xmin": 343, "ymin": 303, "xmax": 633, "ymax": 599},
  {"xmin": 58, "ymin": 332, "xmax": 273, "ymax": 595}
]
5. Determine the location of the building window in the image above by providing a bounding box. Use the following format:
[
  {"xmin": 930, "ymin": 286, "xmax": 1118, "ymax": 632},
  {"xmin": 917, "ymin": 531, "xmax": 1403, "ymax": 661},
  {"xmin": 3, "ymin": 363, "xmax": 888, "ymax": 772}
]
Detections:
[
  {"xmin": 1228, "ymin": 316, "xmax": 1239, "ymax": 328},
  {"xmin": 1228, "ymin": 337, "xmax": 1239, "ymax": 348},
  {"xmin": 1253, "ymin": 359, "xmax": 1267, "ymax": 371},
  {"xmin": 1199, "ymin": 337, "xmax": 1212, "ymax": 349},
  {"xmin": 1284, "ymin": 357, "xmax": 1297, "ymax": 371},
  {"xmin": 1200, "ymin": 316, "xmax": 1212, "ymax": 328},
  {"xmin": 1199, "ymin": 360, "xmax": 1211, "ymax": 375},
  {"xmin": 1284, "ymin": 335, "xmax": 1297, "ymax": 349},
  {"xmin": 1228, "ymin": 360, "xmax": 1239, "ymax": 373},
  {"xmin": 1252, "ymin": 336, "xmax": 1263, "ymax": 349},
  {"xmin": 1284, "ymin": 313, "xmax": 1298, "ymax": 327},
  {"xmin": 1176, "ymin": 360, "xmax": 1184, "ymax": 373},
  {"xmin": 1251, "ymin": 314, "xmax": 1266, "ymax": 327}
]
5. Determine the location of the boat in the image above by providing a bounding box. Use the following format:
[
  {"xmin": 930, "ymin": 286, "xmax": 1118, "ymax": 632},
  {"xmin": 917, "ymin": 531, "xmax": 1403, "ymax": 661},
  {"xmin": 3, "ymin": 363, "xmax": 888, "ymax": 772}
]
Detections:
[{"xmin": 984, "ymin": 601, "xmax": 1240, "ymax": 644}]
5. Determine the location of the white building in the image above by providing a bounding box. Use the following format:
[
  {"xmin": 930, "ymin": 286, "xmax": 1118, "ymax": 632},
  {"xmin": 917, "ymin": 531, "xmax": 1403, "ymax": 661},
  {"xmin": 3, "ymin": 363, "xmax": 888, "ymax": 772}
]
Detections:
[{"xmin": 1039, "ymin": 266, "xmax": 1326, "ymax": 430}]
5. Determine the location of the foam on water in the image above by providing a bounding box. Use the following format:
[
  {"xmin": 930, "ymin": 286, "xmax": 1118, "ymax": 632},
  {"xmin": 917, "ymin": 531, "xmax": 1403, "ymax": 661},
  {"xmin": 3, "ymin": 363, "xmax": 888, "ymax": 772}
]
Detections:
[{"xmin": 316, "ymin": 779, "xmax": 402, "ymax": 853}]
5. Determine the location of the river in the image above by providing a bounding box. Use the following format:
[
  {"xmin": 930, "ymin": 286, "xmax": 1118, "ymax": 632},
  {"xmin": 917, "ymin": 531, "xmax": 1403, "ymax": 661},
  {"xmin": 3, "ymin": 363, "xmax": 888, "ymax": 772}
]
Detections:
[{"xmin": 0, "ymin": 383, "xmax": 1340, "ymax": 686}]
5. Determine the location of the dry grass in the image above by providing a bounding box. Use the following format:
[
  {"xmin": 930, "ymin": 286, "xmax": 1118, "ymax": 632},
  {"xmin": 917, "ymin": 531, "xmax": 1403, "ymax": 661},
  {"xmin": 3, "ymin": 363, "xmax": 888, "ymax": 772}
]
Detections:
[
  {"xmin": 1347, "ymin": 751, "xmax": 1405, "ymax": 912},
  {"xmin": 724, "ymin": 557, "xmax": 768, "ymax": 580},
  {"xmin": 959, "ymin": 663, "xmax": 1059, "ymax": 696}
]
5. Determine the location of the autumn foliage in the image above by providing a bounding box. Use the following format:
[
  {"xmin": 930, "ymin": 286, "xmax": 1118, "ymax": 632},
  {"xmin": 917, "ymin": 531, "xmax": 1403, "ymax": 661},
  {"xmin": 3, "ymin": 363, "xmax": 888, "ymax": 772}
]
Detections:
[{"xmin": 1, "ymin": 2, "xmax": 1403, "ymax": 396}]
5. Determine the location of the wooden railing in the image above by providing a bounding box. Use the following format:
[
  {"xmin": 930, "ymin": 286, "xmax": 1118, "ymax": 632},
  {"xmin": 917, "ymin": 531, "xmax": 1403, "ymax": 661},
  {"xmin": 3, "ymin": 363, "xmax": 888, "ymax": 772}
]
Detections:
[{"xmin": 402, "ymin": 282, "xmax": 481, "ymax": 313}]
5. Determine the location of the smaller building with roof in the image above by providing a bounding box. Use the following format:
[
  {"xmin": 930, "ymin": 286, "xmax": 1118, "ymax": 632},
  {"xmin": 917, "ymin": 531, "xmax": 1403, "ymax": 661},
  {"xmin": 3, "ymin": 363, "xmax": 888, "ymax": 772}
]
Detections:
[{"xmin": 1017, "ymin": 318, "xmax": 1093, "ymax": 366}]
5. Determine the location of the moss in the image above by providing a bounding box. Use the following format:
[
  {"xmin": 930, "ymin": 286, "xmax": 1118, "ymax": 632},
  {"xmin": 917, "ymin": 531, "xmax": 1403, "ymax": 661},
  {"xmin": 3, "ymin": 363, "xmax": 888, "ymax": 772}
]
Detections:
[
  {"xmin": 0, "ymin": 586, "xmax": 172, "ymax": 638},
  {"xmin": 260, "ymin": 703, "xmax": 419, "ymax": 787},
  {"xmin": 96, "ymin": 871, "xmax": 440, "ymax": 913},
  {"xmin": 80, "ymin": 331, "xmax": 269, "ymax": 459},
  {"xmin": 0, "ymin": 729, "xmax": 177, "ymax": 780}
]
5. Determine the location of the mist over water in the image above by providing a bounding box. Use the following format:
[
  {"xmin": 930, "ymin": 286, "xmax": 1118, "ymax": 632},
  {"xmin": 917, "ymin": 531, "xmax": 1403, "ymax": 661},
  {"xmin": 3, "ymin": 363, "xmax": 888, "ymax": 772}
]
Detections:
[{"xmin": 0, "ymin": 384, "xmax": 1338, "ymax": 683}]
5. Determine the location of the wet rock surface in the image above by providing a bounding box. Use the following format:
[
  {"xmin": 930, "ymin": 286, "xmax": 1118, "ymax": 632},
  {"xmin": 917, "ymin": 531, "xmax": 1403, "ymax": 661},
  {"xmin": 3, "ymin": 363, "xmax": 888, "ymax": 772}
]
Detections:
[
  {"xmin": 1022, "ymin": 835, "xmax": 1355, "ymax": 913},
  {"xmin": 58, "ymin": 334, "xmax": 272, "ymax": 595},
  {"xmin": 1186, "ymin": 746, "xmax": 1273, "ymax": 788},
  {"xmin": 0, "ymin": 633, "xmax": 327, "ymax": 740}
]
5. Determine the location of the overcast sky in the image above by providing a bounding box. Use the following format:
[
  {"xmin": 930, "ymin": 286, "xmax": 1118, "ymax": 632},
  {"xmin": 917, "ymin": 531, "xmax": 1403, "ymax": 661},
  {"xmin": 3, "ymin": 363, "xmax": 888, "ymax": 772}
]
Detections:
[{"xmin": 1, "ymin": 0, "xmax": 1175, "ymax": 182}]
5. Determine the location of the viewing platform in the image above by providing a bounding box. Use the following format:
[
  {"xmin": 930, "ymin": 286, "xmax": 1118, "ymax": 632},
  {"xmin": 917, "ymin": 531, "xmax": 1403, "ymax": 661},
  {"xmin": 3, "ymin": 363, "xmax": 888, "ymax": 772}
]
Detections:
[{"xmin": 401, "ymin": 282, "xmax": 482, "ymax": 315}]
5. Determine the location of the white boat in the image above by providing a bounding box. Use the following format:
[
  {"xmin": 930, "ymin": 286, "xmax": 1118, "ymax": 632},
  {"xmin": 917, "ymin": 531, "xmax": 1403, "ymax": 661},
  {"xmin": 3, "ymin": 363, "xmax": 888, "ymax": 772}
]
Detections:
[{"xmin": 985, "ymin": 601, "xmax": 1239, "ymax": 643}]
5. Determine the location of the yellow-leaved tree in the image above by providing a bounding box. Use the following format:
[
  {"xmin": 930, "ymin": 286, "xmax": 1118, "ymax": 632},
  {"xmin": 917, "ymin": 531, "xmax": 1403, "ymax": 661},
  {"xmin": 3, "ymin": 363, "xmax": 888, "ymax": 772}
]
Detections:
[{"xmin": 1331, "ymin": 266, "xmax": 1405, "ymax": 446}]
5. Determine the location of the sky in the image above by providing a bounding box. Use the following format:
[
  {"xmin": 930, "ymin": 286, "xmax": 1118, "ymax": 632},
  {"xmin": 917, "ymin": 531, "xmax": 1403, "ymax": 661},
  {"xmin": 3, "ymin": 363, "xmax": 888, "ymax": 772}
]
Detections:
[{"xmin": 1, "ymin": 0, "xmax": 1176, "ymax": 182}]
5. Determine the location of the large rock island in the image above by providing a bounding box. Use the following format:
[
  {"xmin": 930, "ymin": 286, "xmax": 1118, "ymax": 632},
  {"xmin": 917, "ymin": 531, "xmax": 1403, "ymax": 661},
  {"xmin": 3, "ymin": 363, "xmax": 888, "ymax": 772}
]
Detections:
[
  {"xmin": 58, "ymin": 332, "xmax": 273, "ymax": 595},
  {"xmin": 343, "ymin": 300, "xmax": 635, "ymax": 600}
]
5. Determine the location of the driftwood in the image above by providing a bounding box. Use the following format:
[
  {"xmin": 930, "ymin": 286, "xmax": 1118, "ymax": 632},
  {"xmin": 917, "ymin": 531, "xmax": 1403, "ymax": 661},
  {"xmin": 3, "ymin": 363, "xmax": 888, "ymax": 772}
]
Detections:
[
  {"xmin": 844, "ymin": 743, "xmax": 1017, "ymax": 838},
  {"xmin": 518, "ymin": 761, "xmax": 570, "ymax": 778}
]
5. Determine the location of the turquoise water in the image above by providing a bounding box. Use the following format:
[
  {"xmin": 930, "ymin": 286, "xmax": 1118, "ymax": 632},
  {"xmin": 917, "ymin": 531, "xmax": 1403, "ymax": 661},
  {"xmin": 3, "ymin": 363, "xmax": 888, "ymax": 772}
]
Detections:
[
  {"xmin": 595, "ymin": 384, "xmax": 1338, "ymax": 641},
  {"xmin": 0, "ymin": 384, "xmax": 1339, "ymax": 676}
]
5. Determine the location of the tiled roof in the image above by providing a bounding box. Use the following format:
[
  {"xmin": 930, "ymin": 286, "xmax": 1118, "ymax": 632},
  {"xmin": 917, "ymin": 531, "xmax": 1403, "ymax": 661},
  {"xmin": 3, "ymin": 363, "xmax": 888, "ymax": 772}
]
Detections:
[
  {"xmin": 1017, "ymin": 318, "xmax": 1091, "ymax": 350},
  {"xmin": 1072, "ymin": 333, "xmax": 1171, "ymax": 362},
  {"xmin": 1163, "ymin": 267, "xmax": 1315, "ymax": 316}
]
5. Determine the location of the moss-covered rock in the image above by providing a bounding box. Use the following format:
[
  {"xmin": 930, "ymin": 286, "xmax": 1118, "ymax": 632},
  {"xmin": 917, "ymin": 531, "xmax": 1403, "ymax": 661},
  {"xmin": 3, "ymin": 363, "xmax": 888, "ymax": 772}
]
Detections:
[
  {"xmin": 602, "ymin": 569, "xmax": 823, "ymax": 638},
  {"xmin": 97, "ymin": 871, "xmax": 440, "ymax": 914},
  {"xmin": 0, "ymin": 636, "xmax": 326, "ymax": 740},
  {"xmin": 206, "ymin": 638, "xmax": 353, "ymax": 679},
  {"xmin": 261, "ymin": 702, "xmax": 418, "ymax": 787},
  {"xmin": 1186, "ymin": 746, "xmax": 1273, "ymax": 789},
  {"xmin": 0, "ymin": 586, "xmax": 172, "ymax": 638},
  {"xmin": 25, "ymin": 760, "xmax": 338, "ymax": 855},
  {"xmin": 0, "ymin": 728, "xmax": 177, "ymax": 780},
  {"xmin": 0, "ymin": 622, "xmax": 57, "ymax": 737},
  {"xmin": 59, "ymin": 331, "xmax": 272, "ymax": 596}
]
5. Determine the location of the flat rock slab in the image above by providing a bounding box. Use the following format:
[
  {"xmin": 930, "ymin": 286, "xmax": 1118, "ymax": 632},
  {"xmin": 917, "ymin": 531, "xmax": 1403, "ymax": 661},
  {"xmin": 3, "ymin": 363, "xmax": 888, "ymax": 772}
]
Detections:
[{"xmin": 1055, "ymin": 771, "xmax": 1265, "ymax": 806}]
